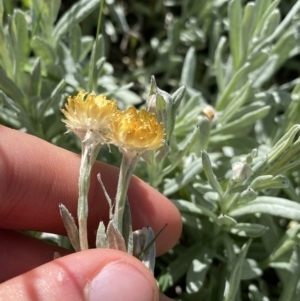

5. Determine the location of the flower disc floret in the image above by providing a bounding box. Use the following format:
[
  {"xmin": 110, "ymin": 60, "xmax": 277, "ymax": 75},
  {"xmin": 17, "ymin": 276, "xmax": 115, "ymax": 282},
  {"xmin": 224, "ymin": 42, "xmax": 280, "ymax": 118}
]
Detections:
[
  {"xmin": 111, "ymin": 107, "xmax": 164, "ymax": 154},
  {"xmin": 61, "ymin": 91, "xmax": 117, "ymax": 142}
]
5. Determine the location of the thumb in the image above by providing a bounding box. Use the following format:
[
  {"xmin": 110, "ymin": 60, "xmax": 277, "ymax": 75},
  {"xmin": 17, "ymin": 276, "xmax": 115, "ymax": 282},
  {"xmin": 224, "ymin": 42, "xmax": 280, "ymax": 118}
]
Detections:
[{"xmin": 0, "ymin": 249, "xmax": 160, "ymax": 301}]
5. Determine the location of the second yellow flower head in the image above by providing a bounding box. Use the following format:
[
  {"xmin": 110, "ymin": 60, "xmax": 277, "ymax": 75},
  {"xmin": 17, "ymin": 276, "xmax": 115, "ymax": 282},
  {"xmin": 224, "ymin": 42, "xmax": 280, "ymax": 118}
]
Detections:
[{"xmin": 110, "ymin": 106, "xmax": 164, "ymax": 154}]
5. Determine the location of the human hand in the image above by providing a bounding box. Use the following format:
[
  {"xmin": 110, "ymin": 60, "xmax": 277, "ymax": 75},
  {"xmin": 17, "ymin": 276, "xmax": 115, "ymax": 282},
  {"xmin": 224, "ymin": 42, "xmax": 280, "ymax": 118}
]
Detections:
[{"xmin": 0, "ymin": 126, "xmax": 182, "ymax": 301}]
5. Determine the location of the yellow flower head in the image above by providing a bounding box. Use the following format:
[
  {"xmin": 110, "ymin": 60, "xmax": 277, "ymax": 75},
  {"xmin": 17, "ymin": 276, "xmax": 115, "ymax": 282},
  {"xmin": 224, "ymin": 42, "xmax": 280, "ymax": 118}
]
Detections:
[
  {"xmin": 61, "ymin": 91, "xmax": 117, "ymax": 142},
  {"xmin": 110, "ymin": 107, "xmax": 164, "ymax": 154}
]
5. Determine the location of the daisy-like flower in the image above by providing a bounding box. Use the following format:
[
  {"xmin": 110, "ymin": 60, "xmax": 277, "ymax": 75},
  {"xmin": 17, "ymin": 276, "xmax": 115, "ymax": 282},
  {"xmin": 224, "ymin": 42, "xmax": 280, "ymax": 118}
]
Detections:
[
  {"xmin": 110, "ymin": 106, "xmax": 165, "ymax": 154},
  {"xmin": 61, "ymin": 91, "xmax": 117, "ymax": 143},
  {"xmin": 61, "ymin": 91, "xmax": 118, "ymax": 251},
  {"xmin": 111, "ymin": 106, "xmax": 164, "ymax": 234}
]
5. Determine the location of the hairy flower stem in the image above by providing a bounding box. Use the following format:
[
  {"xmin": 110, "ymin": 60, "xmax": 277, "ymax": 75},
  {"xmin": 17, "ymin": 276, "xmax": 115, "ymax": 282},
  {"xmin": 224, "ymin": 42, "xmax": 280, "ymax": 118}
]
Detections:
[
  {"xmin": 114, "ymin": 152, "xmax": 139, "ymax": 234},
  {"xmin": 78, "ymin": 137, "xmax": 101, "ymax": 250}
]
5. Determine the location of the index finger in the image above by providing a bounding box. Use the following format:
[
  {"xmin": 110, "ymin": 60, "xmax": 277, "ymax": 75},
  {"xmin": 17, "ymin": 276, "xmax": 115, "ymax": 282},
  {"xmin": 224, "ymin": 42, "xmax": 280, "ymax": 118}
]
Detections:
[{"xmin": 0, "ymin": 126, "xmax": 182, "ymax": 255}]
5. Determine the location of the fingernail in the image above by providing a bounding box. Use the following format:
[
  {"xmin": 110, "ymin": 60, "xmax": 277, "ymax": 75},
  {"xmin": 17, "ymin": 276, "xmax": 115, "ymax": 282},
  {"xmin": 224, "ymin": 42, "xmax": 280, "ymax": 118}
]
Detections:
[{"xmin": 87, "ymin": 261, "xmax": 154, "ymax": 301}]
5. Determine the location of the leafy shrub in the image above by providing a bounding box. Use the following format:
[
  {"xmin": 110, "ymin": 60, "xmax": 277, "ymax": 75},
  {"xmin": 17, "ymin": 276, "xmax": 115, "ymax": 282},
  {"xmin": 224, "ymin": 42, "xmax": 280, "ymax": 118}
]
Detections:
[{"xmin": 2, "ymin": 0, "xmax": 300, "ymax": 300}]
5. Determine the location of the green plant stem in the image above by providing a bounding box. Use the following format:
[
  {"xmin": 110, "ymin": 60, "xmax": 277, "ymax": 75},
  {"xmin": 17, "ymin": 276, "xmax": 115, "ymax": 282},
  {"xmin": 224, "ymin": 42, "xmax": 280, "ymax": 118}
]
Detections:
[
  {"xmin": 88, "ymin": 0, "xmax": 105, "ymax": 91},
  {"xmin": 78, "ymin": 139, "xmax": 101, "ymax": 250},
  {"xmin": 114, "ymin": 152, "xmax": 139, "ymax": 234},
  {"xmin": 96, "ymin": 0, "xmax": 105, "ymax": 44}
]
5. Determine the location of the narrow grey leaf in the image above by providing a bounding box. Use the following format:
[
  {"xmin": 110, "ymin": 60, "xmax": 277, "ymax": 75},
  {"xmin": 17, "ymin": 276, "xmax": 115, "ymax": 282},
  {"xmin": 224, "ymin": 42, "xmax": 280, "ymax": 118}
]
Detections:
[
  {"xmin": 122, "ymin": 197, "xmax": 133, "ymax": 255},
  {"xmin": 141, "ymin": 227, "xmax": 156, "ymax": 273},
  {"xmin": 96, "ymin": 221, "xmax": 108, "ymax": 248},
  {"xmin": 223, "ymin": 239, "xmax": 252, "ymax": 301},
  {"xmin": 97, "ymin": 173, "xmax": 113, "ymax": 219},
  {"xmin": 59, "ymin": 203, "xmax": 80, "ymax": 252},
  {"xmin": 107, "ymin": 220, "xmax": 127, "ymax": 252}
]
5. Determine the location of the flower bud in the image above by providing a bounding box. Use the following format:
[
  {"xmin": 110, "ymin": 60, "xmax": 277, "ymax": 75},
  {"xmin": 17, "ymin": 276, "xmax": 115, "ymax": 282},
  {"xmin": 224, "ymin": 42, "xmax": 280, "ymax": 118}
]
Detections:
[
  {"xmin": 202, "ymin": 105, "xmax": 216, "ymax": 121},
  {"xmin": 147, "ymin": 76, "xmax": 172, "ymax": 141},
  {"xmin": 232, "ymin": 161, "xmax": 253, "ymax": 182}
]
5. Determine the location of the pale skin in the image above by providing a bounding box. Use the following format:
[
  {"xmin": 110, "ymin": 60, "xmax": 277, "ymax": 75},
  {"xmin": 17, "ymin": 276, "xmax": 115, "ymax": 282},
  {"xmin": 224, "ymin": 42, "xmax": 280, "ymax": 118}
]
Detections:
[{"xmin": 0, "ymin": 125, "xmax": 182, "ymax": 301}]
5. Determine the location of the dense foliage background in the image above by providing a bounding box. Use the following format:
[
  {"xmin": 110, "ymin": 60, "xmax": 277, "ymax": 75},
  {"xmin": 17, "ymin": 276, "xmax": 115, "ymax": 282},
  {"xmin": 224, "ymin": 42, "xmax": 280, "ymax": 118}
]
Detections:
[{"xmin": 2, "ymin": 0, "xmax": 300, "ymax": 300}]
